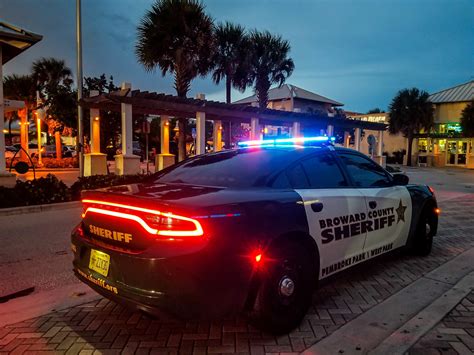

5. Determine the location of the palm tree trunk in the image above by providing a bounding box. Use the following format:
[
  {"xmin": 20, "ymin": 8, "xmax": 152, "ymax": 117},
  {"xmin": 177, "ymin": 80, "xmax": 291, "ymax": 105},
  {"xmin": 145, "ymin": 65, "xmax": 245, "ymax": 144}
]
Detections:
[
  {"xmin": 178, "ymin": 118, "xmax": 187, "ymax": 162},
  {"xmin": 256, "ymin": 76, "xmax": 270, "ymax": 109},
  {"xmin": 175, "ymin": 69, "xmax": 190, "ymax": 162},
  {"xmin": 55, "ymin": 130, "xmax": 62, "ymax": 160},
  {"xmin": 226, "ymin": 75, "xmax": 231, "ymax": 104},
  {"xmin": 406, "ymin": 135, "xmax": 414, "ymax": 167}
]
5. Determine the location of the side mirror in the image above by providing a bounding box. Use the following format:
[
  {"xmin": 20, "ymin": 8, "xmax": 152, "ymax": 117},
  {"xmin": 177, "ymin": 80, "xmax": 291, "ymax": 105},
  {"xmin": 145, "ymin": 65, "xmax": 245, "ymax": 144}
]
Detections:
[{"xmin": 392, "ymin": 173, "xmax": 409, "ymax": 186}]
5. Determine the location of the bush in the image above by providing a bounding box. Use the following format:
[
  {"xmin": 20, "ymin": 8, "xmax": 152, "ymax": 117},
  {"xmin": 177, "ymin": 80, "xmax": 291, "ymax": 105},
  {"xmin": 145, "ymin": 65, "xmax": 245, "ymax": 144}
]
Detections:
[
  {"xmin": 5, "ymin": 157, "xmax": 79, "ymax": 170},
  {"xmin": 0, "ymin": 174, "xmax": 71, "ymax": 208},
  {"xmin": 41, "ymin": 157, "xmax": 79, "ymax": 168},
  {"xmin": 385, "ymin": 149, "xmax": 406, "ymax": 164},
  {"xmin": 0, "ymin": 173, "xmax": 151, "ymax": 209}
]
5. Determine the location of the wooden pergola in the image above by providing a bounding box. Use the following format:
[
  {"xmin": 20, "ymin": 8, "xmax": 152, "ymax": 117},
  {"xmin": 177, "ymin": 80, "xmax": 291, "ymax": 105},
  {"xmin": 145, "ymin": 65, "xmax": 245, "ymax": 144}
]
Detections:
[{"xmin": 80, "ymin": 83, "xmax": 387, "ymax": 175}]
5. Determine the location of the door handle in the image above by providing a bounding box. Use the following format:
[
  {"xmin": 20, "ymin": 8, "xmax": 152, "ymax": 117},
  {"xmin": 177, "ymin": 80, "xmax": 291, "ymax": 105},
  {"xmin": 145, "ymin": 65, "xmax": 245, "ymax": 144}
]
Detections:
[
  {"xmin": 311, "ymin": 202, "xmax": 324, "ymax": 213},
  {"xmin": 369, "ymin": 201, "xmax": 377, "ymax": 209}
]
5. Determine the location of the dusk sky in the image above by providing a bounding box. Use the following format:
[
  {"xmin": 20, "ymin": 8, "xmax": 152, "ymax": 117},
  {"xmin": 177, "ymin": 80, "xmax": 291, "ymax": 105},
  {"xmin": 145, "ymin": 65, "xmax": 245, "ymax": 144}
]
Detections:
[{"xmin": 1, "ymin": 0, "xmax": 472, "ymax": 112}]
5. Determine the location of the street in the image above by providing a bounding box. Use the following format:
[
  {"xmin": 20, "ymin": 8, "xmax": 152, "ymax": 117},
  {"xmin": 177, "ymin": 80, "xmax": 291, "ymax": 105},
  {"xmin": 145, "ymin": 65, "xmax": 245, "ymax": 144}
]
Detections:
[{"xmin": 0, "ymin": 167, "xmax": 473, "ymax": 354}]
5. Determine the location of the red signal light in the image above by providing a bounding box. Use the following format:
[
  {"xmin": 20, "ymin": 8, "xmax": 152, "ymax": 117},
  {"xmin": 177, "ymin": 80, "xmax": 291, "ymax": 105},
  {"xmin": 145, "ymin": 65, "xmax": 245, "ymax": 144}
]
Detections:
[{"xmin": 255, "ymin": 253, "xmax": 262, "ymax": 263}]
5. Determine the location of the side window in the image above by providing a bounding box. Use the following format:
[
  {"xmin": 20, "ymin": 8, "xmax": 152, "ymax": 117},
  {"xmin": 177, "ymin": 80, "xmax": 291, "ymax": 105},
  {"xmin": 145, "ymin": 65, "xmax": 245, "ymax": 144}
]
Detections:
[
  {"xmin": 338, "ymin": 152, "xmax": 391, "ymax": 187},
  {"xmin": 300, "ymin": 154, "xmax": 347, "ymax": 188},
  {"xmin": 286, "ymin": 163, "xmax": 310, "ymax": 189},
  {"xmin": 271, "ymin": 172, "xmax": 291, "ymax": 188}
]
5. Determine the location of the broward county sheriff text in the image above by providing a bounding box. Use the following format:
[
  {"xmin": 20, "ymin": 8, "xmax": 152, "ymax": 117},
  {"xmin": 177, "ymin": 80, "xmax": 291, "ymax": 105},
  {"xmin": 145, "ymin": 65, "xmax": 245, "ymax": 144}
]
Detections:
[{"xmin": 320, "ymin": 207, "xmax": 397, "ymax": 245}]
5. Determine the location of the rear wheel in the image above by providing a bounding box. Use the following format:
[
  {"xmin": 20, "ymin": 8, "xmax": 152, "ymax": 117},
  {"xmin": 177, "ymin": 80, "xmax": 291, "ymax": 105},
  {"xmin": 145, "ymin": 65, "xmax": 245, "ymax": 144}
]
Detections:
[
  {"xmin": 249, "ymin": 240, "xmax": 315, "ymax": 334},
  {"xmin": 412, "ymin": 208, "xmax": 436, "ymax": 256}
]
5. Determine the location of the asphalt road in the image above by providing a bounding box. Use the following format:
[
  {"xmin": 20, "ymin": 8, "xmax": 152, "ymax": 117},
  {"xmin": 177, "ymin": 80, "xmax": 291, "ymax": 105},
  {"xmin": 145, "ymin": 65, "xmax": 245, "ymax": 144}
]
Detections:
[{"xmin": 0, "ymin": 206, "xmax": 82, "ymax": 297}]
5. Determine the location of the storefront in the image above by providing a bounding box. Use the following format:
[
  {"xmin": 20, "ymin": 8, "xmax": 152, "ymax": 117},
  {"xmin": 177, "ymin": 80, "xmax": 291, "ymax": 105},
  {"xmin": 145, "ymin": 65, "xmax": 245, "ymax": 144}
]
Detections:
[{"xmin": 415, "ymin": 80, "xmax": 473, "ymax": 169}]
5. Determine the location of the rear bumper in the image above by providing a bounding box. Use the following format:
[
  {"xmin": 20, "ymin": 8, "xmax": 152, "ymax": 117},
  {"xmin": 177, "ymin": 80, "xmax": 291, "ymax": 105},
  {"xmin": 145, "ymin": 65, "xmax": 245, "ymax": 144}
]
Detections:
[{"xmin": 71, "ymin": 224, "xmax": 253, "ymax": 318}]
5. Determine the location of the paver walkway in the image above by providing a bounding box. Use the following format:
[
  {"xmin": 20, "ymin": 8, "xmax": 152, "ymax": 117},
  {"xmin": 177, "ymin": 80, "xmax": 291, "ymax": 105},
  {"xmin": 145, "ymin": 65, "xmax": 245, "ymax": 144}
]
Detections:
[
  {"xmin": 409, "ymin": 291, "xmax": 474, "ymax": 355},
  {"xmin": 0, "ymin": 194, "xmax": 473, "ymax": 354}
]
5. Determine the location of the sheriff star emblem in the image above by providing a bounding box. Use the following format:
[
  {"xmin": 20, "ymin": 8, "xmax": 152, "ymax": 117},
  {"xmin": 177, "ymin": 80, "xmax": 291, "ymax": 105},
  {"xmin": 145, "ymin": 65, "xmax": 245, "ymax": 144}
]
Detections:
[{"xmin": 396, "ymin": 199, "xmax": 407, "ymax": 223}]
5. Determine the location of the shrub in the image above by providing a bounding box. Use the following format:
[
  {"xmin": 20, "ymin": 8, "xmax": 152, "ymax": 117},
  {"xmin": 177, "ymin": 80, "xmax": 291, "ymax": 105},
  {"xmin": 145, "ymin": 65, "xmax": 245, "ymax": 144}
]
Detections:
[
  {"xmin": 0, "ymin": 174, "xmax": 71, "ymax": 208},
  {"xmin": 41, "ymin": 157, "xmax": 79, "ymax": 168}
]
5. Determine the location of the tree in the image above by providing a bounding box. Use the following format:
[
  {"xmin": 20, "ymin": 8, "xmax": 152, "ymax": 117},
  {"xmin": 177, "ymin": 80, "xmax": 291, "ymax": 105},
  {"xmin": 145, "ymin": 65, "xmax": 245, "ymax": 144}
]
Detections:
[
  {"xmin": 3, "ymin": 74, "xmax": 37, "ymax": 139},
  {"xmin": 388, "ymin": 88, "xmax": 434, "ymax": 166},
  {"xmin": 241, "ymin": 30, "xmax": 294, "ymax": 109},
  {"xmin": 460, "ymin": 101, "xmax": 474, "ymax": 137},
  {"xmin": 32, "ymin": 58, "xmax": 74, "ymax": 159},
  {"xmin": 136, "ymin": 0, "xmax": 214, "ymax": 161},
  {"xmin": 367, "ymin": 108, "xmax": 384, "ymax": 114},
  {"xmin": 211, "ymin": 22, "xmax": 249, "ymax": 104}
]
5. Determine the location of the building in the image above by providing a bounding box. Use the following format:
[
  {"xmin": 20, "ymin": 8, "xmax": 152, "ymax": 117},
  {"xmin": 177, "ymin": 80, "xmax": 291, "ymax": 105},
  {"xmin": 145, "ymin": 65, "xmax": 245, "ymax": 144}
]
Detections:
[
  {"xmin": 346, "ymin": 112, "xmax": 407, "ymax": 162},
  {"xmin": 416, "ymin": 80, "xmax": 473, "ymax": 168},
  {"xmin": 234, "ymin": 83, "xmax": 343, "ymax": 114},
  {"xmin": 233, "ymin": 84, "xmax": 344, "ymax": 137}
]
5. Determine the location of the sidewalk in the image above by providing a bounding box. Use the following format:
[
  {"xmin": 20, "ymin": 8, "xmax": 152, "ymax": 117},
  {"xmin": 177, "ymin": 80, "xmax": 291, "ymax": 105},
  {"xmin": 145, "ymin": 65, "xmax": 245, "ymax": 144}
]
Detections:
[{"xmin": 409, "ymin": 291, "xmax": 474, "ymax": 355}]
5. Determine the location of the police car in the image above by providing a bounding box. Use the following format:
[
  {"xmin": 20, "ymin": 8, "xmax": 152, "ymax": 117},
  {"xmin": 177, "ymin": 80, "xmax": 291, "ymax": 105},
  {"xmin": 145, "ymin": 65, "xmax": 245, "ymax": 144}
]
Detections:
[{"xmin": 71, "ymin": 136, "xmax": 439, "ymax": 333}]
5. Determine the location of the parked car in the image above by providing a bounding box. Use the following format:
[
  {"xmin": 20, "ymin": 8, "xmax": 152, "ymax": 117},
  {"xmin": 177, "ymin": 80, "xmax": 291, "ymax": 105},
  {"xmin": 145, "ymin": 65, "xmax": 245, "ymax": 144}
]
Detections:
[
  {"xmin": 13, "ymin": 143, "xmax": 40, "ymax": 158},
  {"xmin": 63, "ymin": 145, "xmax": 77, "ymax": 158},
  {"xmin": 71, "ymin": 136, "xmax": 439, "ymax": 334}
]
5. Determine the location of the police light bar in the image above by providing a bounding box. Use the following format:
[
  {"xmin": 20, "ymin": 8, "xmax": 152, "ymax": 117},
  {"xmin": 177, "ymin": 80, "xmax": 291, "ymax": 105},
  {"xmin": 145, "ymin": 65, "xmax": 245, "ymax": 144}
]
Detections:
[{"xmin": 237, "ymin": 136, "xmax": 336, "ymax": 147}]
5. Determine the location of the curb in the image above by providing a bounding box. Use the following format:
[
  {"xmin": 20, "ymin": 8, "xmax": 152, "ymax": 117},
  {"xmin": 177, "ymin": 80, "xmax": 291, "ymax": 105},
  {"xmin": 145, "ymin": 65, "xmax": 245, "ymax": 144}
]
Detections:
[
  {"xmin": 303, "ymin": 247, "xmax": 474, "ymax": 355},
  {"xmin": 0, "ymin": 201, "xmax": 81, "ymax": 216},
  {"xmin": 370, "ymin": 270, "xmax": 474, "ymax": 354}
]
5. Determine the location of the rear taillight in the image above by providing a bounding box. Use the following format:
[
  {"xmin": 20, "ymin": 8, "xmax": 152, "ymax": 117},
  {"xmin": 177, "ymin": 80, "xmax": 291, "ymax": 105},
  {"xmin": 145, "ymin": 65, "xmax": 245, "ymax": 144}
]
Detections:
[
  {"xmin": 81, "ymin": 199, "xmax": 203, "ymax": 238},
  {"xmin": 428, "ymin": 186, "xmax": 435, "ymax": 195}
]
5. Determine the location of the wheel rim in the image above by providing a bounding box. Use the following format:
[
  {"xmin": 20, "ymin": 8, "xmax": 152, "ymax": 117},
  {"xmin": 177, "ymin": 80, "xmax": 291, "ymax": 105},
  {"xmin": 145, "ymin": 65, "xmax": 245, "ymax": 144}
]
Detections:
[
  {"xmin": 279, "ymin": 276, "xmax": 295, "ymax": 297},
  {"xmin": 425, "ymin": 222, "xmax": 431, "ymax": 236}
]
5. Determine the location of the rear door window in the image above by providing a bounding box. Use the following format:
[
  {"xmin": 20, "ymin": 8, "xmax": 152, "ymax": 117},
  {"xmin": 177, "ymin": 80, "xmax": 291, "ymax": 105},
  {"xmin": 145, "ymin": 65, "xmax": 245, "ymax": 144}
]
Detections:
[
  {"xmin": 300, "ymin": 153, "xmax": 347, "ymax": 188},
  {"xmin": 286, "ymin": 163, "xmax": 310, "ymax": 189}
]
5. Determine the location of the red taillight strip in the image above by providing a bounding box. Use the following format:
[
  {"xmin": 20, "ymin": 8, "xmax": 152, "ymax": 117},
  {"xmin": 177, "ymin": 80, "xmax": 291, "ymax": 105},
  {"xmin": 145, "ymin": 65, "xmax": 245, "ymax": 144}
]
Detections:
[
  {"xmin": 82, "ymin": 199, "xmax": 203, "ymax": 237},
  {"xmin": 82, "ymin": 199, "xmax": 162, "ymax": 215},
  {"xmin": 84, "ymin": 207, "xmax": 158, "ymax": 234}
]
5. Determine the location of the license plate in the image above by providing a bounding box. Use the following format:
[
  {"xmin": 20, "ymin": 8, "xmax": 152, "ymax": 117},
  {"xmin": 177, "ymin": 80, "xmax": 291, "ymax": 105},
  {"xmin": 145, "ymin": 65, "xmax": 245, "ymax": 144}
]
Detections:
[{"xmin": 89, "ymin": 249, "xmax": 110, "ymax": 277}]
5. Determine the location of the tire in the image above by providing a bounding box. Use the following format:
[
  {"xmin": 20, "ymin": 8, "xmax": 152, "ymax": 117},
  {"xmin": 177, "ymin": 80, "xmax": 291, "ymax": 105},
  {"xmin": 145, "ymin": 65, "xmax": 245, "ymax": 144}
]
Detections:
[
  {"xmin": 412, "ymin": 207, "xmax": 436, "ymax": 256},
  {"xmin": 249, "ymin": 240, "xmax": 315, "ymax": 334}
]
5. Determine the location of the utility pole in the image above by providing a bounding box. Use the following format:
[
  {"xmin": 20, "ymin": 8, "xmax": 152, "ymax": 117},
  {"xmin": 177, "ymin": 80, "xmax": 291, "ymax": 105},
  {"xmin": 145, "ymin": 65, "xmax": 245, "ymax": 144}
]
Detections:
[{"xmin": 76, "ymin": 0, "xmax": 84, "ymax": 176}]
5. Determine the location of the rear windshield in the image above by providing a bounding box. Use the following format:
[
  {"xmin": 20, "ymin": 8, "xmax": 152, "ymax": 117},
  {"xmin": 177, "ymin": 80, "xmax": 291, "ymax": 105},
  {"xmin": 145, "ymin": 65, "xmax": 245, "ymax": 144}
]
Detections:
[{"xmin": 154, "ymin": 149, "xmax": 295, "ymax": 188}]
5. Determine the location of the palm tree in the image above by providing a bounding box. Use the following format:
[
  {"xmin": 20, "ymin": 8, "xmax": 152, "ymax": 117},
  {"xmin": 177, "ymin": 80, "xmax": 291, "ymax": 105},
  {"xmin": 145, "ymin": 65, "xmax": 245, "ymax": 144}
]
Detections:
[
  {"xmin": 388, "ymin": 88, "xmax": 434, "ymax": 166},
  {"xmin": 32, "ymin": 58, "xmax": 73, "ymax": 97},
  {"xmin": 241, "ymin": 30, "xmax": 294, "ymax": 109},
  {"xmin": 32, "ymin": 58, "xmax": 74, "ymax": 159},
  {"xmin": 136, "ymin": 0, "xmax": 214, "ymax": 161},
  {"xmin": 212, "ymin": 22, "xmax": 249, "ymax": 104},
  {"xmin": 460, "ymin": 101, "xmax": 474, "ymax": 137},
  {"xmin": 3, "ymin": 74, "xmax": 37, "ymax": 140}
]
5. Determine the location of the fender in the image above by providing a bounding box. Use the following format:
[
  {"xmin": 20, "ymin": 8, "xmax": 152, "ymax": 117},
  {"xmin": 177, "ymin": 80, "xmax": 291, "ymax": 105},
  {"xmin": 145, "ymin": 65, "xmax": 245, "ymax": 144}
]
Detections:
[{"xmin": 405, "ymin": 185, "xmax": 438, "ymax": 248}]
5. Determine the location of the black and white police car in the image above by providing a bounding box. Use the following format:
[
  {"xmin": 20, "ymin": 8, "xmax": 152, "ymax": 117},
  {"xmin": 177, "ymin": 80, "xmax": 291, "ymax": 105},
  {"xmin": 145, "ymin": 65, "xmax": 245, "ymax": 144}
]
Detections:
[{"xmin": 71, "ymin": 136, "xmax": 439, "ymax": 333}]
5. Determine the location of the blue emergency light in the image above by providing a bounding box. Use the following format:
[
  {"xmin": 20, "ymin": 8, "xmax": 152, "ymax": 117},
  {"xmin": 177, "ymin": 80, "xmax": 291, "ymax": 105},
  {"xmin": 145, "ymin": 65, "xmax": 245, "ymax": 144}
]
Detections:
[{"xmin": 237, "ymin": 136, "xmax": 336, "ymax": 147}]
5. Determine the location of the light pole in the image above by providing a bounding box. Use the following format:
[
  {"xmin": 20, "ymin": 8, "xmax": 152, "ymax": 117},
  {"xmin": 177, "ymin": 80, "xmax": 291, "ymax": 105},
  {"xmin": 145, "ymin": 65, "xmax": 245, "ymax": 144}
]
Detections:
[{"xmin": 76, "ymin": 0, "xmax": 84, "ymax": 176}]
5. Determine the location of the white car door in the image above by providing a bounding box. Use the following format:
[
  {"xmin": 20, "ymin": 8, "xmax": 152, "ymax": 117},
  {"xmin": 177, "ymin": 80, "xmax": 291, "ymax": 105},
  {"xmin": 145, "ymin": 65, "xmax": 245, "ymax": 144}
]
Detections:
[
  {"xmin": 337, "ymin": 152, "xmax": 412, "ymax": 257},
  {"xmin": 287, "ymin": 152, "xmax": 369, "ymax": 280}
]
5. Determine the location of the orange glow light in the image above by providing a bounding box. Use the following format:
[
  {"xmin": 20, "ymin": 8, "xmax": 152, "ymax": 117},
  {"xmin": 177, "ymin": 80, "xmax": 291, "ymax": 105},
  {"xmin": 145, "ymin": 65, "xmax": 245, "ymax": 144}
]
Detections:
[
  {"xmin": 435, "ymin": 208, "xmax": 441, "ymax": 215},
  {"xmin": 82, "ymin": 199, "xmax": 203, "ymax": 237}
]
